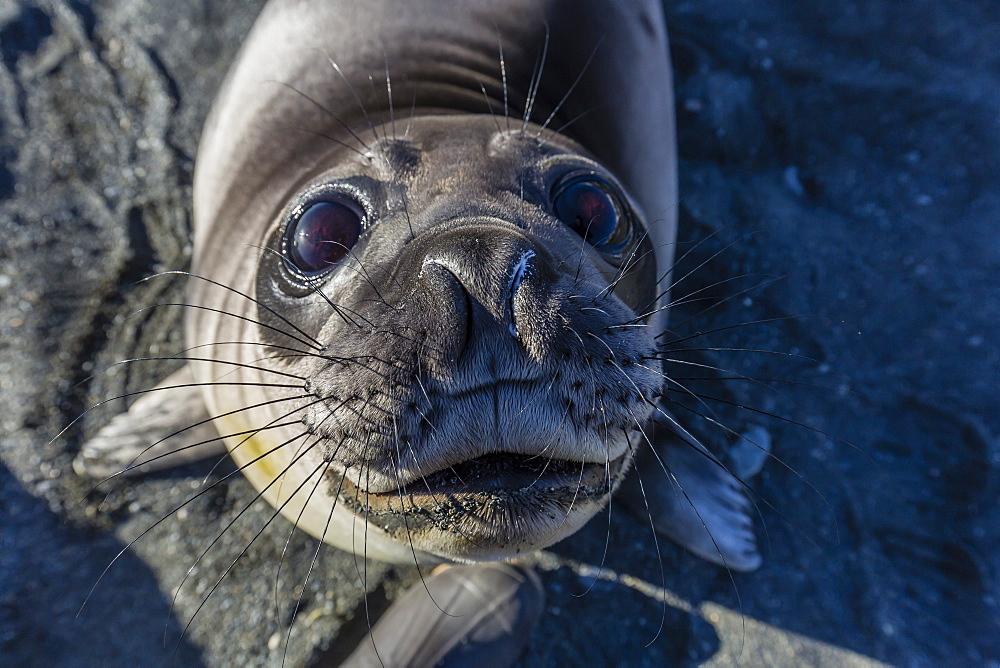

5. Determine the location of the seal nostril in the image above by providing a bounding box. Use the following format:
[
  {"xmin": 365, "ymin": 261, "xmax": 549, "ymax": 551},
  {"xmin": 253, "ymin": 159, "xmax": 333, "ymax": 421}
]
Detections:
[{"xmin": 506, "ymin": 250, "xmax": 535, "ymax": 340}]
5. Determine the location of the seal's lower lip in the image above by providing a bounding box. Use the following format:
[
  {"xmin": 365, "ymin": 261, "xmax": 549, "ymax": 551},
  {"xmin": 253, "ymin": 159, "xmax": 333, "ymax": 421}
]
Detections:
[{"xmin": 333, "ymin": 450, "xmax": 631, "ymax": 558}]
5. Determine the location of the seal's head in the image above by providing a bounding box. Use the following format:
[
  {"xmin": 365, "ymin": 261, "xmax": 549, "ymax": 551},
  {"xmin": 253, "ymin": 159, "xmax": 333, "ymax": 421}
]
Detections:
[{"xmin": 254, "ymin": 116, "xmax": 662, "ymax": 561}]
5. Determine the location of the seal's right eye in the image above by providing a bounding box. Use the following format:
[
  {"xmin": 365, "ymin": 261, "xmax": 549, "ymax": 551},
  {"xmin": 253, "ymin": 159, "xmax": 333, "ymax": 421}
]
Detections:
[
  {"xmin": 552, "ymin": 176, "xmax": 632, "ymax": 256},
  {"xmin": 283, "ymin": 198, "xmax": 362, "ymax": 277}
]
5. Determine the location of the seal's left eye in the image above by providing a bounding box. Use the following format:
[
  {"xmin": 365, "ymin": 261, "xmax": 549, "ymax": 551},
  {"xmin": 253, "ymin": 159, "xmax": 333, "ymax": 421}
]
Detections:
[
  {"xmin": 284, "ymin": 199, "xmax": 362, "ymax": 276},
  {"xmin": 553, "ymin": 177, "xmax": 632, "ymax": 254}
]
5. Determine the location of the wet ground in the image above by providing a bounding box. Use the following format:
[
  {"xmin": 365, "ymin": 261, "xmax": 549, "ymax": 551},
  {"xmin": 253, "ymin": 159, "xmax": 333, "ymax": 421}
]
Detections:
[{"xmin": 1, "ymin": 0, "xmax": 998, "ymax": 665}]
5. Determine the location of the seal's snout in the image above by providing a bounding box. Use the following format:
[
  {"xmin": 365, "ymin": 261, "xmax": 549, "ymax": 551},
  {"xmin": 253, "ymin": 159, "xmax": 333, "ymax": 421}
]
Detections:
[
  {"xmin": 420, "ymin": 222, "xmax": 556, "ymax": 354},
  {"xmin": 296, "ymin": 206, "xmax": 661, "ymax": 558}
]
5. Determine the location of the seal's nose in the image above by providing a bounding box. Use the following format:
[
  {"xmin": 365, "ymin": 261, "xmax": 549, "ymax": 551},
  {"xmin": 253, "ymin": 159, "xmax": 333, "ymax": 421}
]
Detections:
[
  {"xmin": 420, "ymin": 222, "xmax": 551, "ymax": 344},
  {"xmin": 408, "ymin": 218, "xmax": 559, "ymax": 365}
]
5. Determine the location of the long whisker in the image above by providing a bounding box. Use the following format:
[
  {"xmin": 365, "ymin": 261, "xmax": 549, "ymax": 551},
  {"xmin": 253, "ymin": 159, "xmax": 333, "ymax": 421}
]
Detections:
[
  {"xmin": 77, "ymin": 430, "xmax": 311, "ymax": 617},
  {"xmin": 87, "ymin": 356, "xmax": 305, "ymax": 384},
  {"xmin": 277, "ymin": 125, "xmax": 371, "ymax": 160},
  {"xmin": 650, "ymin": 400, "xmax": 818, "ymax": 550},
  {"xmin": 658, "ymin": 315, "xmax": 814, "ymax": 346},
  {"xmin": 133, "ymin": 302, "xmax": 322, "ymax": 352},
  {"xmin": 639, "ymin": 235, "xmax": 749, "ymax": 318},
  {"xmin": 494, "ymin": 25, "xmax": 510, "ymax": 132},
  {"xmin": 521, "ymin": 22, "xmax": 550, "ymax": 132},
  {"xmin": 253, "ymin": 244, "xmax": 369, "ymax": 328},
  {"xmin": 535, "ymin": 37, "xmax": 603, "ymax": 136},
  {"xmin": 389, "ymin": 416, "xmax": 458, "ymax": 616},
  {"xmin": 198, "ymin": 396, "xmax": 329, "ymax": 486},
  {"xmin": 597, "ymin": 227, "xmax": 656, "ymax": 300},
  {"xmin": 478, "ymin": 80, "xmax": 503, "ymax": 134},
  {"xmin": 573, "ymin": 396, "xmax": 615, "ymax": 598},
  {"xmin": 647, "ymin": 276, "xmax": 787, "ymax": 334},
  {"xmin": 170, "ymin": 445, "xmax": 328, "ymax": 656},
  {"xmin": 281, "ymin": 459, "xmax": 347, "ymax": 667},
  {"xmin": 139, "ymin": 271, "xmax": 325, "ymax": 349},
  {"xmin": 622, "ymin": 432, "xmax": 670, "ymax": 646},
  {"xmin": 267, "ymin": 79, "xmax": 372, "ymax": 152},
  {"xmin": 539, "ymin": 103, "xmax": 609, "ymax": 146},
  {"xmin": 632, "ymin": 412, "xmax": 750, "ymax": 649},
  {"xmin": 620, "ymin": 272, "xmax": 763, "ymax": 326},
  {"xmin": 321, "ymin": 50, "xmax": 381, "ymax": 143},
  {"xmin": 54, "ymin": 381, "xmax": 303, "ymax": 445},
  {"xmin": 382, "ymin": 47, "xmax": 396, "ymax": 141},
  {"xmin": 93, "ymin": 415, "xmax": 302, "ymax": 495}
]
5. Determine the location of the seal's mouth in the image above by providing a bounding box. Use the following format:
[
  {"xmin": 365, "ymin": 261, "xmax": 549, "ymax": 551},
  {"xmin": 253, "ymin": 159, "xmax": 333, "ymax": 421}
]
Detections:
[
  {"xmin": 395, "ymin": 452, "xmax": 608, "ymax": 496},
  {"xmin": 332, "ymin": 449, "xmax": 630, "ymax": 559},
  {"xmin": 338, "ymin": 451, "xmax": 626, "ymax": 507}
]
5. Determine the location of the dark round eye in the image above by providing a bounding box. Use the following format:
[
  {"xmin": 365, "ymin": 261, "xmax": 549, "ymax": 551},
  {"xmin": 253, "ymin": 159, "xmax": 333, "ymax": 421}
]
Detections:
[
  {"xmin": 284, "ymin": 199, "xmax": 363, "ymax": 276},
  {"xmin": 553, "ymin": 177, "xmax": 631, "ymax": 252}
]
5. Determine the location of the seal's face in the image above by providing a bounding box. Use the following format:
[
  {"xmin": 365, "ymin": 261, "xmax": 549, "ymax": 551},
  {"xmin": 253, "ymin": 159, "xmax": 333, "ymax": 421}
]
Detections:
[{"xmin": 254, "ymin": 116, "xmax": 661, "ymax": 560}]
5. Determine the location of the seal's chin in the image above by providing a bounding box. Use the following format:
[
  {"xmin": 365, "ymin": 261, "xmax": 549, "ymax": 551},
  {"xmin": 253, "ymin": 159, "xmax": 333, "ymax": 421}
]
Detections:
[{"xmin": 334, "ymin": 450, "xmax": 631, "ymax": 561}]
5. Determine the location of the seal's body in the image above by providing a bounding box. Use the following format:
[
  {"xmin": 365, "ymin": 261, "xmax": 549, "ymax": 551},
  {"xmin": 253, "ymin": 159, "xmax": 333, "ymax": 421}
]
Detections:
[
  {"xmin": 79, "ymin": 0, "xmax": 762, "ymax": 577},
  {"xmin": 187, "ymin": 0, "xmax": 676, "ymax": 564}
]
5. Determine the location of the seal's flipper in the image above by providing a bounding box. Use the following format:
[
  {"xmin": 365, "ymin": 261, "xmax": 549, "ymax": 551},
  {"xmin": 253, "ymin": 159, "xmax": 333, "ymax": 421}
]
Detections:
[
  {"xmin": 621, "ymin": 420, "xmax": 763, "ymax": 572},
  {"xmin": 73, "ymin": 364, "xmax": 225, "ymax": 479},
  {"xmin": 342, "ymin": 562, "xmax": 544, "ymax": 668}
]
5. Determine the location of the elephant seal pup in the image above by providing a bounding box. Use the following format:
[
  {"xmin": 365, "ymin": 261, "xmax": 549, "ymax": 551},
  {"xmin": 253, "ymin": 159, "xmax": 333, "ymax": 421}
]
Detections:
[{"xmin": 77, "ymin": 0, "xmax": 761, "ymax": 657}]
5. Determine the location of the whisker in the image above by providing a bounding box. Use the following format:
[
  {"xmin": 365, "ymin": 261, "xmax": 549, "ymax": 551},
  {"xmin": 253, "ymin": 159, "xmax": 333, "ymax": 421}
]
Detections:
[
  {"xmin": 521, "ymin": 22, "xmax": 550, "ymax": 132},
  {"xmin": 535, "ymin": 37, "xmax": 603, "ymax": 137},
  {"xmin": 138, "ymin": 271, "xmax": 325, "ymax": 349},
  {"xmin": 366, "ymin": 72, "xmax": 388, "ymax": 141},
  {"xmin": 657, "ymin": 346, "xmax": 821, "ymax": 362},
  {"xmin": 87, "ymin": 356, "xmax": 306, "ymax": 384},
  {"xmin": 639, "ymin": 234, "xmax": 748, "ymax": 318},
  {"xmin": 655, "ymin": 400, "xmax": 822, "ymax": 550},
  {"xmin": 281, "ymin": 459, "xmax": 347, "ymax": 667},
  {"xmin": 658, "ymin": 315, "xmax": 814, "ymax": 346},
  {"xmin": 574, "ymin": 397, "xmax": 615, "ymax": 598},
  {"xmin": 632, "ymin": 361, "xmax": 722, "ymax": 425},
  {"xmin": 199, "ymin": 396, "xmax": 330, "ymax": 485},
  {"xmin": 382, "ymin": 47, "xmax": 395, "ymax": 141},
  {"xmin": 622, "ymin": 432, "xmax": 670, "ymax": 647},
  {"xmin": 598, "ymin": 226, "xmax": 656, "ymax": 300},
  {"xmin": 320, "ymin": 50, "xmax": 381, "ymax": 143},
  {"xmin": 478, "ymin": 80, "xmax": 503, "ymax": 135},
  {"xmin": 621, "ymin": 272, "xmax": 763, "ymax": 326},
  {"xmin": 277, "ymin": 125, "xmax": 370, "ymax": 160},
  {"xmin": 665, "ymin": 388, "xmax": 865, "ymax": 461},
  {"xmin": 171, "ymin": 446, "xmax": 329, "ymax": 656},
  {"xmin": 539, "ymin": 103, "xmax": 609, "ymax": 147},
  {"xmin": 404, "ymin": 88, "xmax": 417, "ymax": 139},
  {"xmin": 493, "ymin": 25, "xmax": 510, "ymax": 132},
  {"xmin": 251, "ymin": 244, "xmax": 370, "ymax": 328},
  {"xmin": 134, "ymin": 302, "xmax": 322, "ymax": 352},
  {"xmin": 77, "ymin": 430, "xmax": 312, "ymax": 618},
  {"xmin": 389, "ymin": 416, "xmax": 459, "ymax": 617},
  {"xmin": 654, "ymin": 276, "xmax": 787, "ymax": 334},
  {"xmin": 55, "ymin": 381, "xmax": 303, "ymax": 447},
  {"xmin": 93, "ymin": 415, "xmax": 302, "ymax": 495},
  {"xmin": 267, "ymin": 79, "xmax": 371, "ymax": 152},
  {"xmin": 625, "ymin": 416, "xmax": 745, "ymax": 648}
]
